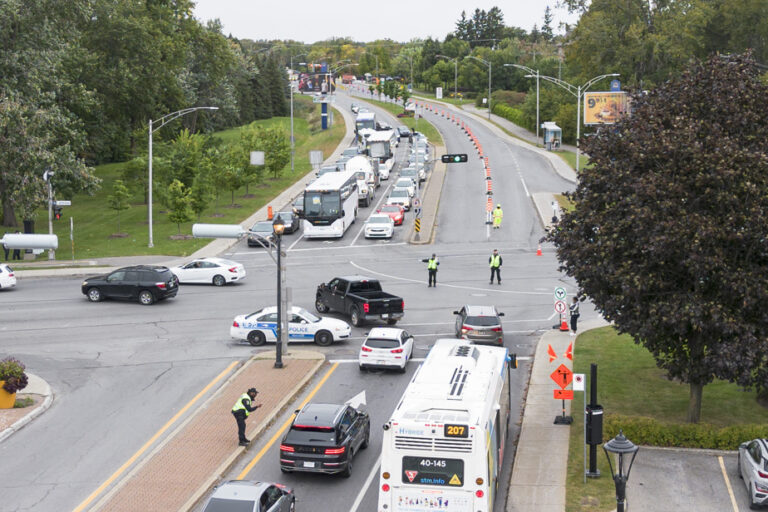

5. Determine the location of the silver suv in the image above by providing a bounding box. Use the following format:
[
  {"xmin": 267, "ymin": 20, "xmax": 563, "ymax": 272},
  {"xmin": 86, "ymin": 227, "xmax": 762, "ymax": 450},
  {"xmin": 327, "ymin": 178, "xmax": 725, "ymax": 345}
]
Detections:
[{"xmin": 453, "ymin": 305, "xmax": 505, "ymax": 345}]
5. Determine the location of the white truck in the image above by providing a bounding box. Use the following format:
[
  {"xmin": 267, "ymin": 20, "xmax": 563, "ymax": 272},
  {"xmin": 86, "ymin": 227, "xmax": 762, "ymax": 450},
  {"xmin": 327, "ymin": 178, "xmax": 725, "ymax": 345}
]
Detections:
[
  {"xmin": 366, "ymin": 129, "xmax": 397, "ymax": 180},
  {"xmin": 346, "ymin": 155, "xmax": 377, "ymax": 207}
]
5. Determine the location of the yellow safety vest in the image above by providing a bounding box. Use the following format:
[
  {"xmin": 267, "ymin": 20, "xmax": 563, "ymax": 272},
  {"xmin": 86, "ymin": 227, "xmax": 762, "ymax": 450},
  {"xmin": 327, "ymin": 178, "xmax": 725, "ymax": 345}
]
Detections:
[
  {"xmin": 427, "ymin": 258, "xmax": 438, "ymax": 270},
  {"xmin": 493, "ymin": 208, "xmax": 503, "ymax": 219},
  {"xmin": 490, "ymin": 255, "xmax": 501, "ymax": 268},
  {"xmin": 232, "ymin": 393, "xmax": 251, "ymax": 416}
]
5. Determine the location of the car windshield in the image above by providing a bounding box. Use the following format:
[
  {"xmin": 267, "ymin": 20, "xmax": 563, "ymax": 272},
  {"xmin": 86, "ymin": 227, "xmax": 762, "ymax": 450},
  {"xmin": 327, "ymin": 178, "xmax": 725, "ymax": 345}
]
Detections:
[
  {"xmin": 276, "ymin": 212, "xmax": 294, "ymax": 222},
  {"xmin": 297, "ymin": 308, "xmax": 320, "ymax": 322},
  {"xmin": 466, "ymin": 316, "xmax": 500, "ymax": 327},
  {"xmin": 368, "ymin": 216, "xmax": 390, "ymax": 224},
  {"xmin": 379, "ymin": 206, "xmax": 400, "ymax": 213},
  {"xmin": 252, "ymin": 222, "xmax": 274, "ymax": 233},
  {"xmin": 203, "ymin": 497, "xmax": 255, "ymax": 512},
  {"xmin": 396, "ymin": 180, "xmax": 412, "ymax": 187},
  {"xmin": 365, "ymin": 338, "xmax": 400, "ymax": 349},
  {"xmin": 390, "ymin": 189, "xmax": 408, "ymax": 197}
]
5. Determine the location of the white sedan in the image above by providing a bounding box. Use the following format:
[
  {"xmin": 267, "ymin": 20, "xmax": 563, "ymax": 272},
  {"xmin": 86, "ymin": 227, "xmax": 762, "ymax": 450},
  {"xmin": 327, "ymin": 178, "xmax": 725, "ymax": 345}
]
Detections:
[
  {"xmin": 386, "ymin": 188, "xmax": 412, "ymax": 210},
  {"xmin": 394, "ymin": 177, "xmax": 416, "ymax": 197},
  {"xmin": 359, "ymin": 327, "xmax": 414, "ymax": 372},
  {"xmin": 364, "ymin": 214, "xmax": 395, "ymax": 239},
  {"xmin": 231, "ymin": 306, "xmax": 351, "ymax": 346},
  {"xmin": 171, "ymin": 257, "xmax": 246, "ymax": 286},
  {"xmin": 0, "ymin": 264, "xmax": 16, "ymax": 290}
]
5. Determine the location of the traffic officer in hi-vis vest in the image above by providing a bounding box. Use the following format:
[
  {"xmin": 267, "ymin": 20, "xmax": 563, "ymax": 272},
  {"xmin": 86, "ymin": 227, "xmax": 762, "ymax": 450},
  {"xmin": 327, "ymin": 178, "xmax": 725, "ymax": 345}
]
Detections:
[
  {"xmin": 232, "ymin": 387, "xmax": 261, "ymax": 446},
  {"xmin": 421, "ymin": 253, "xmax": 440, "ymax": 287},
  {"xmin": 492, "ymin": 204, "xmax": 503, "ymax": 229},
  {"xmin": 489, "ymin": 249, "xmax": 502, "ymax": 285}
]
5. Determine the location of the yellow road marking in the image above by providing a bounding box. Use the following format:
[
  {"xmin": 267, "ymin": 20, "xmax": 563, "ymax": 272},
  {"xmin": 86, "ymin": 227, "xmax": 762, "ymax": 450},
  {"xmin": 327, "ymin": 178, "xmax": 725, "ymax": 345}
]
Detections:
[
  {"xmin": 237, "ymin": 362, "xmax": 339, "ymax": 479},
  {"xmin": 718, "ymin": 455, "xmax": 740, "ymax": 512},
  {"xmin": 72, "ymin": 360, "xmax": 240, "ymax": 512}
]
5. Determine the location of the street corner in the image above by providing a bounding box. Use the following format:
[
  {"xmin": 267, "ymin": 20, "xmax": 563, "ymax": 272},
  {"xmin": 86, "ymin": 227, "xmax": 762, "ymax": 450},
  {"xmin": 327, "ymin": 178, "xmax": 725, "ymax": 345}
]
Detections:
[{"xmin": 0, "ymin": 373, "xmax": 54, "ymax": 443}]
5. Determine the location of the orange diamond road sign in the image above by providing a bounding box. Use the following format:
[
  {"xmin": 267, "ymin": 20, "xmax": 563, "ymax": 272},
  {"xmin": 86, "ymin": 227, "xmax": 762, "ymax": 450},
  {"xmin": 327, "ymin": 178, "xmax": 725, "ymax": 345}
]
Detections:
[
  {"xmin": 554, "ymin": 389, "xmax": 574, "ymax": 400},
  {"xmin": 550, "ymin": 364, "xmax": 573, "ymax": 389}
]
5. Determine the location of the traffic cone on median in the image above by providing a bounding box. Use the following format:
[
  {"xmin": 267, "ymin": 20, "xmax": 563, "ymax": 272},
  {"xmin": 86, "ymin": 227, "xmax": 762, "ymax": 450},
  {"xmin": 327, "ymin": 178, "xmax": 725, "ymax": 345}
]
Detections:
[{"xmin": 536, "ymin": 243, "xmax": 542, "ymax": 256}]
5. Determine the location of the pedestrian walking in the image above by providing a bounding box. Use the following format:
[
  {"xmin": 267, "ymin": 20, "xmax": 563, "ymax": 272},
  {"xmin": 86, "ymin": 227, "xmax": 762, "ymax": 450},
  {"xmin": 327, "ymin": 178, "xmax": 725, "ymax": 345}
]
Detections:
[
  {"xmin": 421, "ymin": 253, "xmax": 439, "ymax": 287},
  {"xmin": 492, "ymin": 204, "xmax": 503, "ymax": 229},
  {"xmin": 11, "ymin": 231, "xmax": 21, "ymax": 261},
  {"xmin": 569, "ymin": 297, "xmax": 580, "ymax": 336},
  {"xmin": 231, "ymin": 387, "xmax": 261, "ymax": 446},
  {"xmin": 489, "ymin": 249, "xmax": 502, "ymax": 285}
]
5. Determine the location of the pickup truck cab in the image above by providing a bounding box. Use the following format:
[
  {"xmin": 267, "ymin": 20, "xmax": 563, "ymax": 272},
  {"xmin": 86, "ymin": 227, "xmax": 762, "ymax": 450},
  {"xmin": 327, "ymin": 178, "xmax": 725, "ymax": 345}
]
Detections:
[{"xmin": 316, "ymin": 276, "xmax": 404, "ymax": 327}]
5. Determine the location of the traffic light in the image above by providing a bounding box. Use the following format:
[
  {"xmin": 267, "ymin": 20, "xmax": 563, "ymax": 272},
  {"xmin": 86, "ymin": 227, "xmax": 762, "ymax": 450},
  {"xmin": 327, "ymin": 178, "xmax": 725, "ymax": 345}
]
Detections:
[
  {"xmin": 54, "ymin": 206, "xmax": 63, "ymax": 220},
  {"xmin": 441, "ymin": 154, "xmax": 469, "ymax": 163}
]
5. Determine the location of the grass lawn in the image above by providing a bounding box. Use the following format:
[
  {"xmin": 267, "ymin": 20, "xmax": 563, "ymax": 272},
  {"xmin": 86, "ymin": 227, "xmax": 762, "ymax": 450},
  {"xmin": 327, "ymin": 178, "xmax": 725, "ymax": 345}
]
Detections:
[
  {"xmin": 46, "ymin": 98, "xmax": 346, "ymax": 259},
  {"xmin": 566, "ymin": 326, "xmax": 768, "ymax": 511},
  {"xmin": 360, "ymin": 98, "xmax": 443, "ymax": 146},
  {"xmin": 555, "ymin": 194, "xmax": 574, "ymax": 212}
]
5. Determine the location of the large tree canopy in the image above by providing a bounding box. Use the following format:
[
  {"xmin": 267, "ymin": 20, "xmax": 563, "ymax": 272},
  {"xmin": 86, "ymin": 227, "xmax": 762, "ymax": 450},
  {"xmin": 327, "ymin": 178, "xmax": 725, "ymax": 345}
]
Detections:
[{"xmin": 549, "ymin": 53, "xmax": 768, "ymax": 423}]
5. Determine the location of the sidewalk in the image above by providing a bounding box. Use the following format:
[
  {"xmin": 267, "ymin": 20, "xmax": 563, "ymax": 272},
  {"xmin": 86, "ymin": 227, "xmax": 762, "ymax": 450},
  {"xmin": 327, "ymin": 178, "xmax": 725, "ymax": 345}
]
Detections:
[{"xmin": 0, "ymin": 372, "xmax": 54, "ymax": 443}]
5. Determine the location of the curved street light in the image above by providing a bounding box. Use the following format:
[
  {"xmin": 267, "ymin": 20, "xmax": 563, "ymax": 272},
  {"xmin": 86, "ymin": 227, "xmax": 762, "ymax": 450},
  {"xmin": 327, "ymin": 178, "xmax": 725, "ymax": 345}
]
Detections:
[
  {"xmin": 504, "ymin": 63, "xmax": 541, "ymax": 146},
  {"xmin": 436, "ymin": 54, "xmax": 459, "ymax": 100},
  {"xmin": 464, "ymin": 56, "xmax": 492, "ymax": 120},
  {"xmin": 148, "ymin": 106, "xmax": 218, "ymax": 248}
]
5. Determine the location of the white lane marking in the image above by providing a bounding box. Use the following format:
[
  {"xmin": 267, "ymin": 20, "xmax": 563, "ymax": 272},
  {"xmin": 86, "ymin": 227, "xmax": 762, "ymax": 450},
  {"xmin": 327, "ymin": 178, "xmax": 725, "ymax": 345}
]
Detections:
[
  {"xmin": 348, "ymin": 453, "xmax": 382, "ymax": 512},
  {"xmin": 399, "ymin": 319, "xmax": 555, "ymax": 326},
  {"xmin": 520, "ymin": 177, "xmax": 531, "ymax": 197},
  {"xmin": 349, "ymin": 261, "xmax": 551, "ymax": 296},
  {"xmin": 718, "ymin": 456, "xmax": 740, "ymax": 512},
  {"xmin": 287, "ymin": 233, "xmax": 305, "ymax": 251},
  {"xmin": 229, "ymin": 242, "xmax": 407, "ymax": 256}
]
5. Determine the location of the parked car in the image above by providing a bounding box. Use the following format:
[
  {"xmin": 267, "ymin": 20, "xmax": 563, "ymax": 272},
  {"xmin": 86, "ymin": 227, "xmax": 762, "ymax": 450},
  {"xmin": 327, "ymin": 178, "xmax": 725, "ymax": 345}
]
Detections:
[
  {"xmin": 453, "ymin": 305, "xmax": 505, "ymax": 345},
  {"xmin": 292, "ymin": 194, "xmax": 304, "ymax": 217},
  {"xmin": 364, "ymin": 214, "xmax": 394, "ymax": 239},
  {"xmin": 279, "ymin": 402, "xmax": 370, "ymax": 477},
  {"xmin": 275, "ymin": 211, "xmax": 300, "ymax": 234},
  {"xmin": 386, "ymin": 188, "xmax": 412, "ymax": 210},
  {"xmin": 394, "ymin": 177, "xmax": 416, "ymax": 197},
  {"xmin": 358, "ymin": 327, "xmax": 414, "ymax": 372},
  {"xmin": 171, "ymin": 257, "xmax": 245, "ymax": 286},
  {"xmin": 248, "ymin": 221, "xmax": 275, "ymax": 248},
  {"xmin": 81, "ymin": 265, "xmax": 179, "ymax": 305},
  {"xmin": 231, "ymin": 305, "xmax": 351, "ymax": 346},
  {"xmin": 0, "ymin": 263, "xmax": 16, "ymax": 290},
  {"xmin": 315, "ymin": 276, "xmax": 404, "ymax": 327},
  {"xmin": 738, "ymin": 438, "xmax": 768, "ymax": 509},
  {"xmin": 201, "ymin": 480, "xmax": 295, "ymax": 512},
  {"xmin": 376, "ymin": 205, "xmax": 404, "ymax": 225}
]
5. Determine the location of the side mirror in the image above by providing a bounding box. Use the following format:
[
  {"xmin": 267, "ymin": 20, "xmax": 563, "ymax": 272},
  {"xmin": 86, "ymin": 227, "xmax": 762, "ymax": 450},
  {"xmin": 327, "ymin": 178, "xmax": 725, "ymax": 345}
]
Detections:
[
  {"xmin": 452, "ymin": 311, "xmax": 460, "ymax": 315},
  {"xmin": 294, "ymin": 409, "xmax": 301, "ymax": 414},
  {"xmin": 341, "ymin": 210, "xmax": 346, "ymax": 217},
  {"xmin": 498, "ymin": 312, "xmax": 505, "ymax": 317}
]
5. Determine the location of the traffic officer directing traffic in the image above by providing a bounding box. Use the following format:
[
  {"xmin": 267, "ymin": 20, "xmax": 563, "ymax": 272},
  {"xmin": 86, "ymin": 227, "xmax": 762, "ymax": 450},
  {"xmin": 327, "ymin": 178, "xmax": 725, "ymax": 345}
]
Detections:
[
  {"xmin": 232, "ymin": 387, "xmax": 262, "ymax": 446},
  {"xmin": 421, "ymin": 253, "xmax": 439, "ymax": 287},
  {"xmin": 492, "ymin": 204, "xmax": 503, "ymax": 229},
  {"xmin": 489, "ymin": 249, "xmax": 502, "ymax": 284}
]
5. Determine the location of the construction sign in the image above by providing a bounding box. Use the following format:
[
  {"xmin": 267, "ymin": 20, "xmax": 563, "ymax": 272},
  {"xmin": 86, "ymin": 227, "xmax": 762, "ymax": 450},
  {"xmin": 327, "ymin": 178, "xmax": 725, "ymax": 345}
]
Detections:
[
  {"xmin": 554, "ymin": 389, "xmax": 574, "ymax": 400},
  {"xmin": 551, "ymin": 364, "xmax": 573, "ymax": 389}
]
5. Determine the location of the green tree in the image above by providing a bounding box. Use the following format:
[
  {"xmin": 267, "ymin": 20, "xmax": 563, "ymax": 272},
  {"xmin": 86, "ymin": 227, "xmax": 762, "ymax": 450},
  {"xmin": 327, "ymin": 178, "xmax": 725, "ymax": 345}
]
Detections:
[
  {"xmin": 548, "ymin": 54, "xmax": 768, "ymax": 423},
  {"xmin": 188, "ymin": 172, "xmax": 213, "ymax": 220},
  {"xmin": 166, "ymin": 179, "xmax": 193, "ymax": 235},
  {"xmin": 542, "ymin": 6, "xmax": 554, "ymax": 42},
  {"xmin": 106, "ymin": 180, "xmax": 131, "ymax": 233},
  {"xmin": 251, "ymin": 127, "xmax": 291, "ymax": 180}
]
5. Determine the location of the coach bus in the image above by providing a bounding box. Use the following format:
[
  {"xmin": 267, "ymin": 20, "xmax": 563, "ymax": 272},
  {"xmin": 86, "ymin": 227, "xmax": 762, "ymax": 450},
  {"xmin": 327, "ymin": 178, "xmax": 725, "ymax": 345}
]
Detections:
[
  {"xmin": 302, "ymin": 170, "xmax": 358, "ymax": 238},
  {"xmin": 378, "ymin": 339, "xmax": 514, "ymax": 512}
]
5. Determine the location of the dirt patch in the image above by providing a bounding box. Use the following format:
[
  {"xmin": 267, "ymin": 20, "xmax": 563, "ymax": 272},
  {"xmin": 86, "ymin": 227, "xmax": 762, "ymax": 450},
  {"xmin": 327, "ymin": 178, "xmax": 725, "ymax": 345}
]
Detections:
[
  {"xmin": 224, "ymin": 204, "xmax": 242, "ymax": 209},
  {"xmin": 242, "ymin": 194, "xmax": 257, "ymax": 199},
  {"xmin": 108, "ymin": 233, "xmax": 129, "ymax": 239},
  {"xmin": 169, "ymin": 234, "xmax": 194, "ymax": 240},
  {"xmin": 0, "ymin": 394, "xmax": 41, "ymax": 431}
]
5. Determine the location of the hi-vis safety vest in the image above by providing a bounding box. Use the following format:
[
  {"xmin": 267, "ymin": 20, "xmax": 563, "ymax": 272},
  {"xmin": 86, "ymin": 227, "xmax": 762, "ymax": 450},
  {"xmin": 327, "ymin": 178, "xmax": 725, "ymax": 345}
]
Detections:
[
  {"xmin": 493, "ymin": 207, "xmax": 503, "ymax": 219},
  {"xmin": 427, "ymin": 258, "xmax": 438, "ymax": 270},
  {"xmin": 232, "ymin": 393, "xmax": 251, "ymax": 416},
  {"xmin": 490, "ymin": 254, "xmax": 501, "ymax": 268}
]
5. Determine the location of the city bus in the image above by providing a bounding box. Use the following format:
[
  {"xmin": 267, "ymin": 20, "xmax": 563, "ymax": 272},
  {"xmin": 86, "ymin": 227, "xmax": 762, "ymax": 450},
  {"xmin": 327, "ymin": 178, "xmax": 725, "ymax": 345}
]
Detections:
[
  {"xmin": 302, "ymin": 171, "xmax": 358, "ymax": 238},
  {"xmin": 378, "ymin": 339, "xmax": 514, "ymax": 512}
]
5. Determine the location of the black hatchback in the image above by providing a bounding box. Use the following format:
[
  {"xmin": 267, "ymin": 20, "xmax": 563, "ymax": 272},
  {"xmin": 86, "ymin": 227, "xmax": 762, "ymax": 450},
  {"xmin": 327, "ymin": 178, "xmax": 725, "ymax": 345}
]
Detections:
[
  {"xmin": 279, "ymin": 403, "xmax": 369, "ymax": 477},
  {"xmin": 81, "ymin": 265, "xmax": 179, "ymax": 305}
]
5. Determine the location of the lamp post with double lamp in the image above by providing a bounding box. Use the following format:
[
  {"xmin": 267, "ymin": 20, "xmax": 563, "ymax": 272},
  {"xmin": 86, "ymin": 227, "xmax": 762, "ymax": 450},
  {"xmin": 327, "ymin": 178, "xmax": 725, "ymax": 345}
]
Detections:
[
  {"xmin": 465, "ymin": 56, "xmax": 492, "ymax": 119},
  {"xmin": 147, "ymin": 106, "xmax": 218, "ymax": 248},
  {"xmin": 191, "ymin": 221, "xmax": 288, "ymax": 369},
  {"xmin": 435, "ymin": 54, "xmax": 459, "ymax": 100},
  {"xmin": 290, "ymin": 52, "xmax": 308, "ymax": 173},
  {"xmin": 602, "ymin": 430, "xmax": 639, "ymax": 512},
  {"xmin": 534, "ymin": 73, "xmax": 619, "ymax": 171},
  {"xmin": 504, "ymin": 63, "xmax": 540, "ymax": 146}
]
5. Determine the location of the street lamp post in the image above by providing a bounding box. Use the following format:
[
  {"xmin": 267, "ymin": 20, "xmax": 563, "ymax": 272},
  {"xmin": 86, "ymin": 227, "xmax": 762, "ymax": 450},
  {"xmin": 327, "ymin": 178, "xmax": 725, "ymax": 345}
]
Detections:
[
  {"xmin": 272, "ymin": 215, "xmax": 286, "ymax": 369},
  {"xmin": 436, "ymin": 54, "xmax": 459, "ymax": 100},
  {"xmin": 504, "ymin": 63, "xmax": 541, "ymax": 146},
  {"xmin": 465, "ymin": 56, "xmax": 492, "ymax": 120},
  {"xmin": 290, "ymin": 53, "xmax": 308, "ymax": 173},
  {"xmin": 533, "ymin": 73, "xmax": 619, "ymax": 171},
  {"xmin": 43, "ymin": 168, "xmax": 55, "ymax": 260},
  {"xmin": 603, "ymin": 430, "xmax": 639, "ymax": 512},
  {"xmin": 148, "ymin": 106, "xmax": 218, "ymax": 248}
]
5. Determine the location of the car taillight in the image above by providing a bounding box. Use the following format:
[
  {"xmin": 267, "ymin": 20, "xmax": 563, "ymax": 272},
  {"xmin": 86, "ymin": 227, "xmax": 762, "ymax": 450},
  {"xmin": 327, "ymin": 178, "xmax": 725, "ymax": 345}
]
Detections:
[
  {"xmin": 8, "ymin": 273, "xmax": 13, "ymax": 277},
  {"xmin": 401, "ymin": 300, "xmax": 405, "ymax": 310},
  {"xmin": 381, "ymin": 484, "xmax": 390, "ymax": 492},
  {"xmin": 361, "ymin": 346, "xmax": 373, "ymax": 352},
  {"xmin": 491, "ymin": 327, "xmax": 503, "ymax": 332},
  {"xmin": 461, "ymin": 325, "xmax": 471, "ymax": 333},
  {"xmin": 155, "ymin": 282, "xmax": 166, "ymax": 289},
  {"xmin": 363, "ymin": 303, "xmax": 369, "ymax": 313},
  {"xmin": 232, "ymin": 321, "xmax": 240, "ymax": 328},
  {"xmin": 475, "ymin": 490, "xmax": 484, "ymax": 498},
  {"xmin": 228, "ymin": 267, "xmax": 238, "ymax": 273},
  {"xmin": 279, "ymin": 444, "xmax": 294, "ymax": 452},
  {"xmin": 391, "ymin": 348, "xmax": 403, "ymax": 353},
  {"xmin": 324, "ymin": 446, "xmax": 346, "ymax": 455},
  {"xmin": 759, "ymin": 470, "xmax": 768, "ymax": 479}
]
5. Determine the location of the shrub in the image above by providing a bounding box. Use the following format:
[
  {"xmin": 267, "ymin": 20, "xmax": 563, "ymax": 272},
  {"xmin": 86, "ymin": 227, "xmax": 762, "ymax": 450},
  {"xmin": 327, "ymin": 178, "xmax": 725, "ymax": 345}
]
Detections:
[
  {"xmin": 0, "ymin": 357, "xmax": 29, "ymax": 393},
  {"xmin": 492, "ymin": 103, "xmax": 527, "ymax": 127},
  {"xmin": 603, "ymin": 414, "xmax": 768, "ymax": 450},
  {"xmin": 492, "ymin": 90, "xmax": 526, "ymax": 107}
]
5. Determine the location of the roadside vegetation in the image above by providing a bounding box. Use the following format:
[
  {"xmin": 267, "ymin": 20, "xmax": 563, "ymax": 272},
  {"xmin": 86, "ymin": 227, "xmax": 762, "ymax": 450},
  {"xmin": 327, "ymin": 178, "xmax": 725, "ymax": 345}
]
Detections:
[{"xmin": 360, "ymin": 98, "xmax": 443, "ymax": 146}]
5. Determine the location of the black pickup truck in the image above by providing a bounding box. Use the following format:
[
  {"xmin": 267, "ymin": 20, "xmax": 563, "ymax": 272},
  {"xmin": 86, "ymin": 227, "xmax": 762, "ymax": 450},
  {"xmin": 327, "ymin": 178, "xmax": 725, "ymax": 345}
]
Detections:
[{"xmin": 315, "ymin": 275, "xmax": 404, "ymax": 327}]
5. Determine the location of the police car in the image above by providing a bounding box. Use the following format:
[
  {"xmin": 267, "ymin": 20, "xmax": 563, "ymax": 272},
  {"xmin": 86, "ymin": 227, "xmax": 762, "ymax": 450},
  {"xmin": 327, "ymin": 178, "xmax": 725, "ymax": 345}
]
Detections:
[{"xmin": 231, "ymin": 306, "xmax": 352, "ymax": 347}]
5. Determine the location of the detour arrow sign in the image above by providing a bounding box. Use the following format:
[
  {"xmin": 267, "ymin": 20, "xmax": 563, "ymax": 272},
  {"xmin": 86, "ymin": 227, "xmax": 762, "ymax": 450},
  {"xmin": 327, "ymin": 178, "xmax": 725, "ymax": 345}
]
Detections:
[{"xmin": 550, "ymin": 364, "xmax": 573, "ymax": 389}]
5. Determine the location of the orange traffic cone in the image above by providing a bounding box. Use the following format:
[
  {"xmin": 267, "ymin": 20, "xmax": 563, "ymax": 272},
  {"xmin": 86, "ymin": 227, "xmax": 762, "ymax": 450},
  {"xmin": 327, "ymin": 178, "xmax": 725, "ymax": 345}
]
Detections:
[
  {"xmin": 536, "ymin": 244, "xmax": 542, "ymax": 256},
  {"xmin": 559, "ymin": 317, "xmax": 570, "ymax": 331}
]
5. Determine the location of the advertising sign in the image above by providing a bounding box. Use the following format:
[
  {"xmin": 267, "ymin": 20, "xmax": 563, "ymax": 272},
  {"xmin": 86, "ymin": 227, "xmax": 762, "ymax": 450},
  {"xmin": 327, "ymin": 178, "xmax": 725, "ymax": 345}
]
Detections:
[{"xmin": 583, "ymin": 91, "xmax": 628, "ymax": 125}]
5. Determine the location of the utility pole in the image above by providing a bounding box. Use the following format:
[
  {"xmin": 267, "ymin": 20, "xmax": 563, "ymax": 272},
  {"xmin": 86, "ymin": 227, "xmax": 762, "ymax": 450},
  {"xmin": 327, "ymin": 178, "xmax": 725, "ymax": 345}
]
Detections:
[{"xmin": 43, "ymin": 168, "xmax": 55, "ymax": 260}]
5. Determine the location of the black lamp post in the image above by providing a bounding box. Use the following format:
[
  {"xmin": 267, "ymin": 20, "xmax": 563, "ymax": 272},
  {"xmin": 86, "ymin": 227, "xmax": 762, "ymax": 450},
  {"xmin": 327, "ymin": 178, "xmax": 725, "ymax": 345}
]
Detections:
[
  {"xmin": 272, "ymin": 215, "xmax": 286, "ymax": 369},
  {"xmin": 603, "ymin": 429, "xmax": 639, "ymax": 512}
]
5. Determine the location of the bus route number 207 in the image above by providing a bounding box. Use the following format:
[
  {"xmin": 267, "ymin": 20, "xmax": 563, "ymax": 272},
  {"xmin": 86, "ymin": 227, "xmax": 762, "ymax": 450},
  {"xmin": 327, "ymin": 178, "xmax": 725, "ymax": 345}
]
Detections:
[{"xmin": 444, "ymin": 424, "xmax": 468, "ymax": 438}]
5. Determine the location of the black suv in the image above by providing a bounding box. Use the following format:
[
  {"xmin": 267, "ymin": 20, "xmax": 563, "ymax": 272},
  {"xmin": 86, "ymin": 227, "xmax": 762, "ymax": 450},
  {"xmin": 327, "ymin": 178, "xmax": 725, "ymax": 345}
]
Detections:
[
  {"xmin": 279, "ymin": 403, "xmax": 370, "ymax": 477},
  {"xmin": 81, "ymin": 265, "xmax": 179, "ymax": 305}
]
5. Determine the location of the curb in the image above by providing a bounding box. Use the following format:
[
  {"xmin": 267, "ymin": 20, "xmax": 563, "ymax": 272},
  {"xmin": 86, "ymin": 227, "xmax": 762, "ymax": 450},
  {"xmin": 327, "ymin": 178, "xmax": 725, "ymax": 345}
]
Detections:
[{"xmin": 0, "ymin": 375, "xmax": 54, "ymax": 444}]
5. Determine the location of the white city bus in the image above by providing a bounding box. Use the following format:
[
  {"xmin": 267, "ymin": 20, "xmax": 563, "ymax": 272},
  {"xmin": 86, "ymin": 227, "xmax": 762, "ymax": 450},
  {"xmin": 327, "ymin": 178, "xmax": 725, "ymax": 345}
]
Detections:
[
  {"xmin": 302, "ymin": 171, "xmax": 358, "ymax": 238},
  {"xmin": 378, "ymin": 339, "xmax": 513, "ymax": 512}
]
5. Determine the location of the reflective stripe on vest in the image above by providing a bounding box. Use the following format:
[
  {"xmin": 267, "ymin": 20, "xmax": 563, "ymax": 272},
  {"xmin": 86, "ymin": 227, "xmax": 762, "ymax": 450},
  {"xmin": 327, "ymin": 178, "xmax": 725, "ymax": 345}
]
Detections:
[
  {"xmin": 490, "ymin": 255, "xmax": 501, "ymax": 268},
  {"xmin": 232, "ymin": 393, "xmax": 251, "ymax": 416},
  {"xmin": 427, "ymin": 258, "xmax": 437, "ymax": 270},
  {"xmin": 493, "ymin": 208, "xmax": 503, "ymax": 218}
]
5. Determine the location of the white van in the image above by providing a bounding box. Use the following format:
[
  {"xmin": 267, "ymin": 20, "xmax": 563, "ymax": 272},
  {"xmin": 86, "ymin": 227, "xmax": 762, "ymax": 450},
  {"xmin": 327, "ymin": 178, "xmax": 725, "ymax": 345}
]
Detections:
[{"xmin": 346, "ymin": 155, "xmax": 376, "ymax": 207}]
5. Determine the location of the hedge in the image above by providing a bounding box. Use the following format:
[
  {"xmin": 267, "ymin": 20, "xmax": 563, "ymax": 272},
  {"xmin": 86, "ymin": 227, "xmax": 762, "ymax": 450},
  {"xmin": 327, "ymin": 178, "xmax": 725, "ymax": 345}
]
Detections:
[
  {"xmin": 491, "ymin": 103, "xmax": 527, "ymax": 128},
  {"xmin": 603, "ymin": 414, "xmax": 768, "ymax": 450}
]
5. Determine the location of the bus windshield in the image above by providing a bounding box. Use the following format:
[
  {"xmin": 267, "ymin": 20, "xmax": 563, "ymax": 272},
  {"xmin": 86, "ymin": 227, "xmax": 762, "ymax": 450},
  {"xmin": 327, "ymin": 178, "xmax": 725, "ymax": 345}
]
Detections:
[{"xmin": 304, "ymin": 191, "xmax": 341, "ymax": 220}]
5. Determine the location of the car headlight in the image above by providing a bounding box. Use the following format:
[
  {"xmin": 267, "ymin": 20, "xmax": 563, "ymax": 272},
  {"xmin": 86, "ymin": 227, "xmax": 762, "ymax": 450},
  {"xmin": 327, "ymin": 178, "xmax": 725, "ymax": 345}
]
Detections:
[
  {"xmin": 82, "ymin": 281, "xmax": 88, "ymax": 286},
  {"xmin": 361, "ymin": 187, "xmax": 367, "ymax": 193}
]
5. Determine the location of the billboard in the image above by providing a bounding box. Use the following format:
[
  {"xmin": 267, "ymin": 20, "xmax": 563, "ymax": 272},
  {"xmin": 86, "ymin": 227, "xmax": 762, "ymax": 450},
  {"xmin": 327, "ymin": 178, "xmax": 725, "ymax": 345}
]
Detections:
[{"xmin": 583, "ymin": 91, "xmax": 628, "ymax": 125}]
